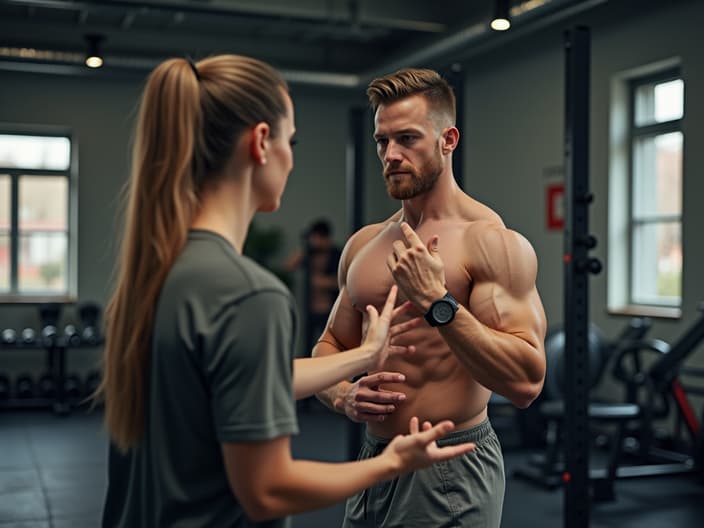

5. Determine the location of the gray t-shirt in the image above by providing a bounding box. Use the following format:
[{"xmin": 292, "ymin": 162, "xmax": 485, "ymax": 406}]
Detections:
[{"xmin": 103, "ymin": 230, "xmax": 299, "ymax": 528}]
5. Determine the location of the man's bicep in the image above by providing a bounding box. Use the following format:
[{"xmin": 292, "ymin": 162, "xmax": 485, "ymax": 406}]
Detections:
[
  {"xmin": 468, "ymin": 228, "xmax": 546, "ymax": 344},
  {"xmin": 471, "ymin": 282, "xmax": 545, "ymax": 345}
]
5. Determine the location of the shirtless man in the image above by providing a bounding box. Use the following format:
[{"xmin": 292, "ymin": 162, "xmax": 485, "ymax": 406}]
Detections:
[{"xmin": 314, "ymin": 68, "xmax": 547, "ymax": 527}]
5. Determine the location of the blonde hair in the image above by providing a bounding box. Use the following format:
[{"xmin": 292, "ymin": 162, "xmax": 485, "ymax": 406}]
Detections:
[
  {"xmin": 366, "ymin": 68, "xmax": 456, "ymax": 127},
  {"xmin": 99, "ymin": 55, "xmax": 288, "ymax": 452}
]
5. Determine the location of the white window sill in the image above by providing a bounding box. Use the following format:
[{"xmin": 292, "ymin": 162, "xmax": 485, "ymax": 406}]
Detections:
[
  {"xmin": 608, "ymin": 304, "xmax": 681, "ymax": 320},
  {"xmin": 0, "ymin": 295, "xmax": 78, "ymax": 305}
]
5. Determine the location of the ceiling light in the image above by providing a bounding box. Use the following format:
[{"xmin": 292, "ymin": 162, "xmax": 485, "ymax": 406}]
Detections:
[
  {"xmin": 84, "ymin": 34, "xmax": 104, "ymax": 68},
  {"xmin": 491, "ymin": 0, "xmax": 511, "ymax": 31}
]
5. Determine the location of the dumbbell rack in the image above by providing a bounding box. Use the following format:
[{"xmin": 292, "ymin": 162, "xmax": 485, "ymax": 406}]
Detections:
[{"xmin": 0, "ymin": 334, "xmax": 103, "ymax": 415}]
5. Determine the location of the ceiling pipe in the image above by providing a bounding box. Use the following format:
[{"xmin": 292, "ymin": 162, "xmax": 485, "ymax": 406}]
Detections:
[
  {"xmin": 289, "ymin": 0, "xmax": 609, "ymax": 87},
  {"xmin": 5, "ymin": 0, "xmax": 447, "ymax": 33},
  {"xmin": 281, "ymin": 0, "xmax": 609, "ymax": 87},
  {"xmin": 359, "ymin": 0, "xmax": 608, "ymax": 85},
  {"xmin": 0, "ymin": 0, "xmax": 608, "ymax": 87},
  {"xmin": 0, "ymin": 48, "xmax": 363, "ymax": 87},
  {"xmin": 278, "ymin": 0, "xmax": 609, "ymax": 87}
]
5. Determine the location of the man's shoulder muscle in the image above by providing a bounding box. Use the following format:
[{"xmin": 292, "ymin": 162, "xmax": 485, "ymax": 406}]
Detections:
[{"xmin": 464, "ymin": 222, "xmax": 538, "ymax": 291}]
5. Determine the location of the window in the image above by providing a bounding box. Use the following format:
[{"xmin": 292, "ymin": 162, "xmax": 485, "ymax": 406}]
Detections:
[
  {"xmin": 0, "ymin": 129, "xmax": 75, "ymax": 299},
  {"xmin": 629, "ymin": 72, "xmax": 683, "ymax": 307},
  {"xmin": 608, "ymin": 62, "xmax": 684, "ymax": 316}
]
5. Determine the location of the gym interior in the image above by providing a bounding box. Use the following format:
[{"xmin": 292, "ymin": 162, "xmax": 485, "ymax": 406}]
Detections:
[{"xmin": 0, "ymin": 0, "xmax": 703, "ymax": 526}]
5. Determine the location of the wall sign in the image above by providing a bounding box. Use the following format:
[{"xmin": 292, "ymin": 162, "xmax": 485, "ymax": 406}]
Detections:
[{"xmin": 546, "ymin": 181, "xmax": 565, "ymax": 230}]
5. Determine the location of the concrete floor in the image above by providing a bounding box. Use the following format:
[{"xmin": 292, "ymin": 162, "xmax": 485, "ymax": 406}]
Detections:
[{"xmin": 0, "ymin": 404, "xmax": 702, "ymax": 527}]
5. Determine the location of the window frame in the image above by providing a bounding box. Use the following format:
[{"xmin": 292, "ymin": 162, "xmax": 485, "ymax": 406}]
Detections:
[
  {"xmin": 626, "ymin": 68, "xmax": 683, "ymax": 309},
  {"xmin": 0, "ymin": 124, "xmax": 78, "ymax": 303}
]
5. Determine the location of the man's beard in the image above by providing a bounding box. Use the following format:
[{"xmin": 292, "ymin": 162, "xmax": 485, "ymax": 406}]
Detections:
[{"xmin": 385, "ymin": 146, "xmax": 443, "ymax": 200}]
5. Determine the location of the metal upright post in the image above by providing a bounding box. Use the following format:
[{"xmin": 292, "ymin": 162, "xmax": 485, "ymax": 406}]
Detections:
[
  {"xmin": 347, "ymin": 107, "xmax": 366, "ymax": 234},
  {"xmin": 563, "ymin": 26, "xmax": 601, "ymax": 528},
  {"xmin": 346, "ymin": 106, "xmax": 366, "ymax": 460}
]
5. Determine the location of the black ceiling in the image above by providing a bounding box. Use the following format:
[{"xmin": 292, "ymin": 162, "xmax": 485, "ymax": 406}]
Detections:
[{"xmin": 0, "ymin": 0, "xmax": 606, "ymax": 86}]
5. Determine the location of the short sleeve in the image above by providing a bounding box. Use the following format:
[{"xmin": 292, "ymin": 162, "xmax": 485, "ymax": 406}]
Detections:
[{"xmin": 201, "ymin": 289, "xmax": 299, "ymax": 442}]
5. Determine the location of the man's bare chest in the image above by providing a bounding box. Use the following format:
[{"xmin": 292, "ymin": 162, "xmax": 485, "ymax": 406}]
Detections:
[{"xmin": 346, "ymin": 225, "xmax": 472, "ymax": 310}]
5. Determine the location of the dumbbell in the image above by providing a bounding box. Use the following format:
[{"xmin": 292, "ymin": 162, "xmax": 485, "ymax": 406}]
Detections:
[
  {"xmin": 78, "ymin": 302, "xmax": 102, "ymax": 345},
  {"xmin": 1, "ymin": 328, "xmax": 17, "ymax": 345},
  {"xmin": 81, "ymin": 326, "xmax": 99, "ymax": 346},
  {"xmin": 37, "ymin": 373, "xmax": 57, "ymax": 399},
  {"xmin": 41, "ymin": 325, "xmax": 58, "ymax": 347},
  {"xmin": 21, "ymin": 328, "xmax": 37, "ymax": 345},
  {"xmin": 63, "ymin": 324, "xmax": 82, "ymax": 347},
  {"xmin": 15, "ymin": 373, "xmax": 37, "ymax": 399},
  {"xmin": 38, "ymin": 303, "xmax": 62, "ymax": 347}
]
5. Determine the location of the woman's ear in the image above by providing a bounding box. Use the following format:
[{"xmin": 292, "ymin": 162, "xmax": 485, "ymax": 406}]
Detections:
[{"xmin": 249, "ymin": 122, "xmax": 271, "ymax": 165}]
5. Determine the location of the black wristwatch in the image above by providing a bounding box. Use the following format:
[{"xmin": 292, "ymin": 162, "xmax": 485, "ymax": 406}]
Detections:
[{"xmin": 424, "ymin": 292, "xmax": 459, "ymax": 327}]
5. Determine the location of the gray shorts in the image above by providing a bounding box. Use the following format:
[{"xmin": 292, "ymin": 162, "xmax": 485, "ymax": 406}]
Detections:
[{"xmin": 343, "ymin": 419, "xmax": 505, "ymax": 528}]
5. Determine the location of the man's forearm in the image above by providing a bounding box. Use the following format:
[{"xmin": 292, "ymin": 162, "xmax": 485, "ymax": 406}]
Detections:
[
  {"xmin": 315, "ymin": 379, "xmax": 351, "ymax": 413},
  {"xmin": 311, "ymin": 339, "xmax": 353, "ymax": 412},
  {"xmin": 439, "ymin": 306, "xmax": 545, "ymax": 408}
]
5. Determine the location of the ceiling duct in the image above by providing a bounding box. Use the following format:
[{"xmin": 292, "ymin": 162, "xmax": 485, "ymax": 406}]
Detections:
[
  {"xmin": 359, "ymin": 0, "xmax": 608, "ymax": 84},
  {"xmin": 0, "ymin": 0, "xmax": 608, "ymax": 87}
]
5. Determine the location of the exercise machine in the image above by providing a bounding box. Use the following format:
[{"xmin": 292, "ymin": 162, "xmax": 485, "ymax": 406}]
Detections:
[
  {"xmin": 515, "ymin": 304, "xmax": 704, "ymax": 501},
  {"xmin": 605, "ymin": 303, "xmax": 704, "ymax": 480},
  {"xmin": 513, "ymin": 317, "xmax": 652, "ymax": 497}
]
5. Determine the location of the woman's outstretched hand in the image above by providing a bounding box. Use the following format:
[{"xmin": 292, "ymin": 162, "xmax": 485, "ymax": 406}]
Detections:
[
  {"xmin": 382, "ymin": 417, "xmax": 476, "ymax": 474},
  {"xmin": 362, "ymin": 285, "xmax": 422, "ymax": 370}
]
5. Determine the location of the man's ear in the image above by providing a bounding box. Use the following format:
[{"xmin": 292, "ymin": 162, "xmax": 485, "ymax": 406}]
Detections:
[
  {"xmin": 441, "ymin": 126, "xmax": 460, "ymax": 154},
  {"xmin": 249, "ymin": 122, "xmax": 271, "ymax": 165}
]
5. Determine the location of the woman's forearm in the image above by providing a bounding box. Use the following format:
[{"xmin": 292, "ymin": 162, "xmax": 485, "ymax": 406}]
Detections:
[
  {"xmin": 292, "ymin": 347, "xmax": 372, "ymax": 400},
  {"xmin": 256, "ymin": 456, "xmax": 396, "ymax": 519}
]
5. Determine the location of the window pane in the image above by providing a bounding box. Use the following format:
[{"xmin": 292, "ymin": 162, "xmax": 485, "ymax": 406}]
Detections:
[
  {"xmin": 0, "ymin": 134, "xmax": 70, "ymax": 171},
  {"xmin": 631, "ymin": 221, "xmax": 681, "ymax": 305},
  {"xmin": 632, "ymin": 132, "xmax": 682, "ymax": 218},
  {"xmin": 19, "ymin": 176, "xmax": 68, "ymax": 230},
  {"xmin": 18, "ymin": 233, "xmax": 67, "ymax": 293},
  {"xmin": 0, "ymin": 234, "xmax": 9, "ymax": 291},
  {"xmin": 0, "ymin": 175, "xmax": 9, "ymax": 230},
  {"xmin": 634, "ymin": 78, "xmax": 683, "ymax": 126}
]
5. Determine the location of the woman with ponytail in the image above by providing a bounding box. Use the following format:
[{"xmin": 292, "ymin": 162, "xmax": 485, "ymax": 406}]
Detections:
[{"xmin": 100, "ymin": 54, "xmax": 475, "ymax": 528}]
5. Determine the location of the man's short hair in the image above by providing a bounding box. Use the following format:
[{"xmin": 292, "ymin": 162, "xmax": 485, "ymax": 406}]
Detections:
[{"xmin": 366, "ymin": 68, "xmax": 456, "ymax": 127}]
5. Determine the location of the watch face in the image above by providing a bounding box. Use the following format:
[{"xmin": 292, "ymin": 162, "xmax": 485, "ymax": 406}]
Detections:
[{"xmin": 432, "ymin": 301, "xmax": 454, "ymax": 323}]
